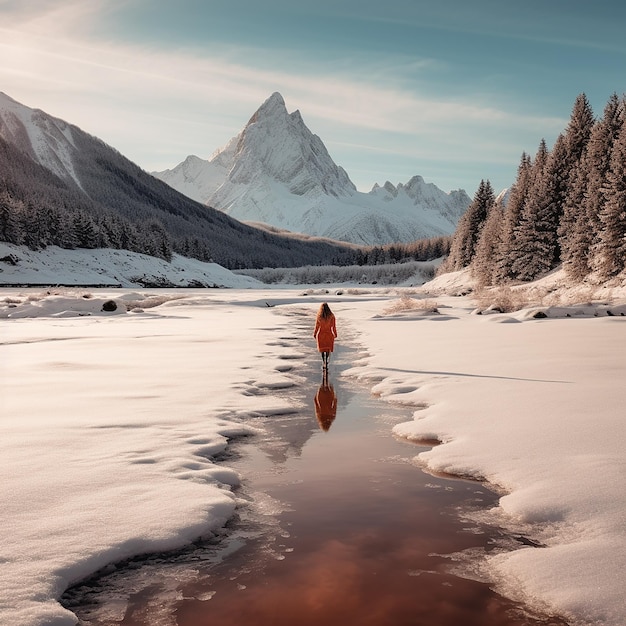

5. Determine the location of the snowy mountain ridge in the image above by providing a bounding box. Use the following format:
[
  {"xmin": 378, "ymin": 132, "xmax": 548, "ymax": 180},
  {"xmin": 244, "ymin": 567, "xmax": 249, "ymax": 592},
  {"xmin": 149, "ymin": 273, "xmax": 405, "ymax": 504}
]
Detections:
[
  {"xmin": 154, "ymin": 92, "xmax": 471, "ymax": 246},
  {"xmin": 0, "ymin": 91, "xmax": 83, "ymax": 188},
  {"xmin": 0, "ymin": 91, "xmax": 357, "ymax": 269}
]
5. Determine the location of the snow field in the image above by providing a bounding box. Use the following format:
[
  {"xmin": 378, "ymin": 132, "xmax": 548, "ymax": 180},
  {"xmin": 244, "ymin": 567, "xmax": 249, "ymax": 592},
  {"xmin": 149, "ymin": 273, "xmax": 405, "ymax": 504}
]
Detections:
[
  {"xmin": 0, "ymin": 242, "xmax": 262, "ymax": 290},
  {"xmin": 0, "ymin": 291, "xmax": 308, "ymax": 626},
  {"xmin": 343, "ymin": 293, "xmax": 626, "ymax": 626},
  {"xmin": 1, "ymin": 285, "xmax": 625, "ymax": 626}
]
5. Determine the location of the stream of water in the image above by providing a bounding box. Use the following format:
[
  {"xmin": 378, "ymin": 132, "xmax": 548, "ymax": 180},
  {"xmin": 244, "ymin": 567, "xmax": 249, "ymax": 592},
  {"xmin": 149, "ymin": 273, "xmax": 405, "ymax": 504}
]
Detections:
[{"xmin": 62, "ymin": 313, "xmax": 569, "ymax": 626}]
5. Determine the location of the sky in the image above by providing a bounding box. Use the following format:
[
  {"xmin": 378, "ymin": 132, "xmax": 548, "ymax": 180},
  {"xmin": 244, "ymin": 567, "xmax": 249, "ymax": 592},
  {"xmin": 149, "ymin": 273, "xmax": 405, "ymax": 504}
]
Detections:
[{"xmin": 2, "ymin": 0, "xmax": 625, "ymax": 196}]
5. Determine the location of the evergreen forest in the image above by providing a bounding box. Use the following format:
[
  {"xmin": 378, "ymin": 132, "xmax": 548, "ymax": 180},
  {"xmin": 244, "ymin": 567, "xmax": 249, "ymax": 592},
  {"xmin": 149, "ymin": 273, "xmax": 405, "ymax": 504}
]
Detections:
[{"xmin": 440, "ymin": 93, "xmax": 626, "ymax": 285}]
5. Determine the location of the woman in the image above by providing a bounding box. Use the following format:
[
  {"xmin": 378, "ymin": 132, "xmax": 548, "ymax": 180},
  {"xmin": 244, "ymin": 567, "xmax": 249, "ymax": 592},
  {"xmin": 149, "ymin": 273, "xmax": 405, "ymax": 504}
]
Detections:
[{"xmin": 313, "ymin": 302, "xmax": 337, "ymax": 370}]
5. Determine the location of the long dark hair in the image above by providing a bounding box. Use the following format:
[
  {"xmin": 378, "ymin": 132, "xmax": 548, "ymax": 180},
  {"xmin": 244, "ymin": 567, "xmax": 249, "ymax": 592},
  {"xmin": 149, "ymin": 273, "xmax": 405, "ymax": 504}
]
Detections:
[{"xmin": 318, "ymin": 302, "xmax": 333, "ymax": 319}]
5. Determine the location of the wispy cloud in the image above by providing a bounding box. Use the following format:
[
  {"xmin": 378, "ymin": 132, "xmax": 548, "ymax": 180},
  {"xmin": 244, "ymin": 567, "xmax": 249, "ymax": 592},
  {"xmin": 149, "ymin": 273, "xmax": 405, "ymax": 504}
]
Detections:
[{"xmin": 1, "ymin": 0, "xmax": 565, "ymax": 190}]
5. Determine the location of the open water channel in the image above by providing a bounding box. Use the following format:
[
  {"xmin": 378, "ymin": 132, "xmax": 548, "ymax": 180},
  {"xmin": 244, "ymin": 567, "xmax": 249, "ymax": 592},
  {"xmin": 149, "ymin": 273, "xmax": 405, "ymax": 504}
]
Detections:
[{"xmin": 62, "ymin": 310, "xmax": 569, "ymax": 626}]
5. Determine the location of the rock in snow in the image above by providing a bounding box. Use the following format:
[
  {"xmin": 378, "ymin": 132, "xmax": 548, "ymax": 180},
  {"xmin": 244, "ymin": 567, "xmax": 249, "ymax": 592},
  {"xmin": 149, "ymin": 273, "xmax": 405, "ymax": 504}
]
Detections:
[{"xmin": 153, "ymin": 93, "xmax": 471, "ymax": 246}]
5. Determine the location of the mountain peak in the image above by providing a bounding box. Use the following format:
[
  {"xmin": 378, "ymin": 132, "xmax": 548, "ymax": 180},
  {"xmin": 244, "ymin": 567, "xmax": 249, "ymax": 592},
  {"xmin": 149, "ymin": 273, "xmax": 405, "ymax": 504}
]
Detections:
[
  {"xmin": 247, "ymin": 92, "xmax": 287, "ymax": 125},
  {"xmin": 266, "ymin": 91, "xmax": 285, "ymax": 106},
  {"xmin": 215, "ymin": 92, "xmax": 357, "ymax": 197},
  {"xmin": 152, "ymin": 93, "xmax": 470, "ymax": 245}
]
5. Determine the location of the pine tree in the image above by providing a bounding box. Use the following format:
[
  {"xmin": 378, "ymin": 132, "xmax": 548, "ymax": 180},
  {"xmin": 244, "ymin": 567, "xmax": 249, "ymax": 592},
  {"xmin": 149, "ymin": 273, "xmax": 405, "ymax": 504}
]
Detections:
[
  {"xmin": 443, "ymin": 180, "xmax": 495, "ymax": 271},
  {"xmin": 471, "ymin": 198, "xmax": 505, "ymax": 286},
  {"xmin": 560, "ymin": 161, "xmax": 591, "ymax": 280},
  {"xmin": 97, "ymin": 216, "xmax": 117, "ymax": 249},
  {"xmin": 21, "ymin": 202, "xmax": 49, "ymax": 250},
  {"xmin": 494, "ymin": 152, "xmax": 533, "ymax": 282},
  {"xmin": 58, "ymin": 211, "xmax": 79, "ymax": 249},
  {"xmin": 72, "ymin": 212, "xmax": 100, "ymax": 248},
  {"xmin": 587, "ymin": 94, "xmax": 626, "ymax": 275},
  {"xmin": 0, "ymin": 191, "xmax": 23, "ymax": 244},
  {"xmin": 558, "ymin": 94, "xmax": 596, "ymax": 277},
  {"xmin": 145, "ymin": 220, "xmax": 172, "ymax": 262},
  {"xmin": 511, "ymin": 135, "xmax": 567, "ymax": 281},
  {"xmin": 119, "ymin": 221, "xmax": 140, "ymax": 253},
  {"xmin": 44, "ymin": 206, "xmax": 65, "ymax": 247},
  {"xmin": 565, "ymin": 93, "xmax": 595, "ymax": 169},
  {"xmin": 596, "ymin": 121, "xmax": 626, "ymax": 278}
]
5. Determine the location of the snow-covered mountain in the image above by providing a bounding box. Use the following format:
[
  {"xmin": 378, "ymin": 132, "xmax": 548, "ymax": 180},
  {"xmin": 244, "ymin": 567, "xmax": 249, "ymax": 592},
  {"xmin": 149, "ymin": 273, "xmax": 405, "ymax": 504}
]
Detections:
[
  {"xmin": 154, "ymin": 93, "xmax": 471, "ymax": 246},
  {"xmin": 0, "ymin": 91, "xmax": 355, "ymax": 269},
  {"xmin": 0, "ymin": 91, "xmax": 84, "ymax": 188}
]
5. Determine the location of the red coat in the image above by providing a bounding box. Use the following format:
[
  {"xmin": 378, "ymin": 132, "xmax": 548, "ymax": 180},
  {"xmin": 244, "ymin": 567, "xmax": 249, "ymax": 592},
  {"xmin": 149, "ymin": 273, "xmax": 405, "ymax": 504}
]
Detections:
[{"xmin": 313, "ymin": 313, "xmax": 337, "ymax": 352}]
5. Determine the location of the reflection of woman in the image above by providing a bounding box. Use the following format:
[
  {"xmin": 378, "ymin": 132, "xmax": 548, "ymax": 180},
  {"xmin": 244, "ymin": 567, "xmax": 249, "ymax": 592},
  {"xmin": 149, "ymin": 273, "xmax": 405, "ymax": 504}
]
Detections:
[
  {"xmin": 313, "ymin": 303, "xmax": 337, "ymax": 370},
  {"xmin": 314, "ymin": 381, "xmax": 337, "ymax": 432}
]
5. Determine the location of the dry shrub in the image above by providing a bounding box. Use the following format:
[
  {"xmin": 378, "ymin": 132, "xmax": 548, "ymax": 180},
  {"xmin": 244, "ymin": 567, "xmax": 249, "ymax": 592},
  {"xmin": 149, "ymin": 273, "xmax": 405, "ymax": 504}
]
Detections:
[
  {"xmin": 474, "ymin": 284, "xmax": 603, "ymax": 312},
  {"xmin": 550, "ymin": 287, "xmax": 598, "ymax": 307},
  {"xmin": 383, "ymin": 294, "xmax": 438, "ymax": 314},
  {"xmin": 473, "ymin": 286, "xmax": 535, "ymax": 313}
]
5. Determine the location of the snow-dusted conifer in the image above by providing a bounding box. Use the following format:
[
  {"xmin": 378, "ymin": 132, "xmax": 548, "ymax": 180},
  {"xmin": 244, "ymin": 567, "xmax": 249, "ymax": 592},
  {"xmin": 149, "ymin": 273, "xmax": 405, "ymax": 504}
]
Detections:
[
  {"xmin": 558, "ymin": 94, "xmax": 596, "ymax": 278},
  {"xmin": 0, "ymin": 191, "xmax": 23, "ymax": 245},
  {"xmin": 471, "ymin": 198, "xmax": 505, "ymax": 286},
  {"xmin": 21, "ymin": 202, "xmax": 48, "ymax": 250},
  {"xmin": 560, "ymin": 161, "xmax": 591, "ymax": 280},
  {"xmin": 72, "ymin": 212, "xmax": 99, "ymax": 249},
  {"xmin": 442, "ymin": 179, "xmax": 495, "ymax": 271},
  {"xmin": 587, "ymin": 94, "xmax": 626, "ymax": 275},
  {"xmin": 144, "ymin": 220, "xmax": 173, "ymax": 262},
  {"xmin": 511, "ymin": 135, "xmax": 567, "ymax": 280},
  {"xmin": 596, "ymin": 121, "xmax": 626, "ymax": 278},
  {"xmin": 493, "ymin": 152, "xmax": 533, "ymax": 282},
  {"xmin": 99, "ymin": 215, "xmax": 122, "ymax": 249},
  {"xmin": 565, "ymin": 93, "xmax": 595, "ymax": 170}
]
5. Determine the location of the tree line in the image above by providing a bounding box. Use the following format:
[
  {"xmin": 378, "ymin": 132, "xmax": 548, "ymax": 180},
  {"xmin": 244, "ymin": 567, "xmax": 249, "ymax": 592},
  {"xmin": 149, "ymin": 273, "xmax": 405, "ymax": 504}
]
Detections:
[
  {"xmin": 0, "ymin": 137, "xmax": 175, "ymax": 261},
  {"xmin": 440, "ymin": 93, "xmax": 626, "ymax": 285},
  {"xmin": 353, "ymin": 236, "xmax": 451, "ymax": 266}
]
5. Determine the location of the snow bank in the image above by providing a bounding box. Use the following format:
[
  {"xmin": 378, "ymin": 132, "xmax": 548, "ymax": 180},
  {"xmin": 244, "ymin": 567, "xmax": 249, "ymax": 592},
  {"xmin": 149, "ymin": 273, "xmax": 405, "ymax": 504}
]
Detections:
[
  {"xmin": 0, "ymin": 243, "xmax": 262, "ymax": 289},
  {"xmin": 343, "ymin": 288, "xmax": 626, "ymax": 626},
  {"xmin": 0, "ymin": 290, "xmax": 307, "ymax": 625}
]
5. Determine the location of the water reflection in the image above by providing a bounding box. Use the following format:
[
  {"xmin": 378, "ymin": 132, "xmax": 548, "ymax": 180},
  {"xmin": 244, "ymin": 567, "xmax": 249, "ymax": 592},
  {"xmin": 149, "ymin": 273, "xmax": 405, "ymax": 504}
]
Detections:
[
  {"xmin": 61, "ymin": 319, "xmax": 570, "ymax": 626},
  {"xmin": 314, "ymin": 374, "xmax": 337, "ymax": 432}
]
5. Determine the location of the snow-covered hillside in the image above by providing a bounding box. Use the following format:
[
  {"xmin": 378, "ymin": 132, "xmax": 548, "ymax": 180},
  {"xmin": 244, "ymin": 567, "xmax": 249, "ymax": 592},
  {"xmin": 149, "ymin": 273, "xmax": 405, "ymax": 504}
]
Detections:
[
  {"xmin": 153, "ymin": 93, "xmax": 471, "ymax": 246},
  {"xmin": 0, "ymin": 243, "xmax": 261, "ymax": 289},
  {"xmin": 0, "ymin": 91, "xmax": 83, "ymax": 187}
]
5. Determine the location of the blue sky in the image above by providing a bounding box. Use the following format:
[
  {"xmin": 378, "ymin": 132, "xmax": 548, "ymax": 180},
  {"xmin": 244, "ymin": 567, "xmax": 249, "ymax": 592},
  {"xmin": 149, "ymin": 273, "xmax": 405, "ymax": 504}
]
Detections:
[{"xmin": 2, "ymin": 0, "xmax": 625, "ymax": 195}]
